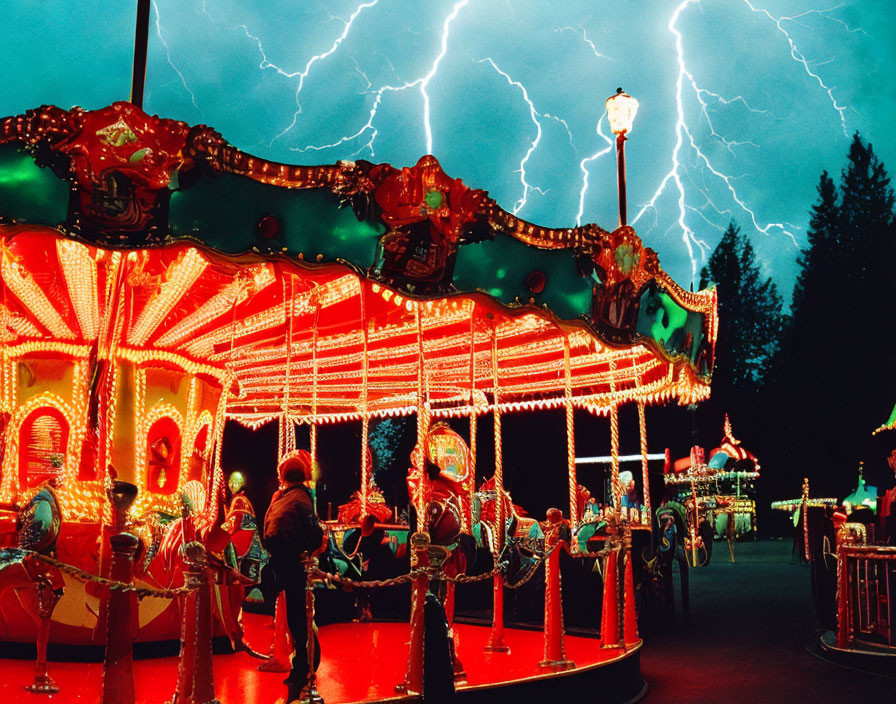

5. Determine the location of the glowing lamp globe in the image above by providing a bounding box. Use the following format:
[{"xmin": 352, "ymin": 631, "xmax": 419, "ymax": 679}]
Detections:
[{"xmin": 606, "ymin": 88, "xmax": 639, "ymax": 135}]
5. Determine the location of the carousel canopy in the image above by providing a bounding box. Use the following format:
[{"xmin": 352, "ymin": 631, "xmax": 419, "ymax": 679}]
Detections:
[{"xmin": 0, "ymin": 102, "xmax": 717, "ymax": 425}]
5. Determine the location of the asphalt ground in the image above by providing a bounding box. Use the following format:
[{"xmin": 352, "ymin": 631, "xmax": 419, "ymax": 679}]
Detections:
[{"xmin": 639, "ymin": 539, "xmax": 894, "ymax": 703}]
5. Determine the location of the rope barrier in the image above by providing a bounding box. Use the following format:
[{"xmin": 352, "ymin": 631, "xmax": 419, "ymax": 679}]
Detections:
[
  {"xmin": 308, "ymin": 568, "xmax": 426, "ymax": 590},
  {"xmin": 308, "ymin": 541, "xmax": 563, "ymax": 591},
  {"xmin": 7, "ymin": 549, "xmax": 198, "ymax": 599}
]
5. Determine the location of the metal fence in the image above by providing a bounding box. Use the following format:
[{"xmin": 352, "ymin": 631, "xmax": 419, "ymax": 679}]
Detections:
[{"xmin": 837, "ymin": 543, "xmax": 896, "ymax": 650}]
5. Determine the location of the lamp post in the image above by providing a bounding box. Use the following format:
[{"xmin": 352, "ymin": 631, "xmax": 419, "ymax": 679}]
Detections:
[{"xmin": 606, "ymin": 88, "xmax": 639, "ymax": 228}]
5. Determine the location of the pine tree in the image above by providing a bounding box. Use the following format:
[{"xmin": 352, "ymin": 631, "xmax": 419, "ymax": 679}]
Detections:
[
  {"xmin": 700, "ymin": 222, "xmax": 783, "ymax": 396},
  {"xmin": 774, "ymin": 134, "xmax": 896, "ymax": 496}
]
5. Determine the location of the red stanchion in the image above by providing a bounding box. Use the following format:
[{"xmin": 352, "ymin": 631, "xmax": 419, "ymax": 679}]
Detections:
[
  {"xmin": 168, "ymin": 542, "xmax": 220, "ymax": 704},
  {"xmin": 258, "ymin": 592, "xmax": 293, "ymax": 672},
  {"xmin": 100, "ymin": 533, "xmax": 139, "ymax": 704},
  {"xmin": 484, "ymin": 572, "xmax": 509, "ymax": 652},
  {"xmin": 444, "ymin": 580, "xmax": 466, "ymax": 683},
  {"xmin": 539, "ymin": 539, "xmax": 573, "ymax": 671},
  {"xmin": 600, "ymin": 547, "xmax": 620, "ymax": 648},
  {"xmin": 623, "ymin": 547, "xmax": 639, "ymax": 646},
  {"xmin": 397, "ymin": 534, "xmax": 429, "ymax": 696}
]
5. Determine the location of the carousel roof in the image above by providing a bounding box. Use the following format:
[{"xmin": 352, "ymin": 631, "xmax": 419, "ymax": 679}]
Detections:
[
  {"xmin": 0, "ymin": 226, "xmax": 708, "ymax": 425},
  {"xmin": 0, "ymin": 102, "xmax": 717, "ymax": 423}
]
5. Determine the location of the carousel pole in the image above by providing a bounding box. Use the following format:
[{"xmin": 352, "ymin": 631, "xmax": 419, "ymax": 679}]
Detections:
[
  {"xmin": 310, "ymin": 302, "xmax": 320, "ymax": 475},
  {"xmin": 690, "ymin": 475, "xmax": 699, "ymax": 567},
  {"xmin": 485, "ymin": 323, "xmax": 509, "ymax": 653},
  {"xmin": 360, "ymin": 288, "xmax": 370, "ymax": 518},
  {"xmin": 414, "ymin": 304, "xmax": 429, "ymax": 527},
  {"xmin": 467, "ymin": 311, "xmax": 477, "ymax": 531},
  {"xmin": 606, "ymin": 357, "xmax": 622, "ymax": 512},
  {"xmin": 637, "ymin": 401, "xmax": 651, "ymax": 530},
  {"xmin": 563, "ymin": 336, "xmax": 579, "ymax": 543},
  {"xmin": 280, "ymin": 276, "xmax": 296, "ymax": 461},
  {"xmin": 606, "ymin": 358, "xmax": 625, "ymax": 648},
  {"xmin": 400, "ymin": 304, "xmax": 429, "ymax": 695},
  {"xmin": 608, "ymin": 389, "xmax": 621, "ymax": 511},
  {"xmin": 802, "ymin": 477, "xmax": 810, "ymax": 562}
]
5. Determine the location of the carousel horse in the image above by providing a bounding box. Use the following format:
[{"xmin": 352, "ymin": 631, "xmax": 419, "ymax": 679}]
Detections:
[
  {"xmin": 155, "ymin": 480, "xmax": 257, "ymax": 654},
  {"xmin": 472, "ymin": 477, "xmax": 543, "ymax": 583},
  {"xmin": 406, "ymin": 423, "xmax": 481, "ymax": 684},
  {"xmin": 647, "ymin": 502, "xmax": 689, "ymax": 624},
  {"xmin": 0, "ymin": 480, "xmax": 66, "ymax": 692}
]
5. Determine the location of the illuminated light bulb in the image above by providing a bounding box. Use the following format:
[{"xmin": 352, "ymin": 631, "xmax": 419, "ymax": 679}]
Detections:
[
  {"xmin": 2, "ymin": 254, "xmax": 75, "ymax": 339},
  {"xmin": 129, "ymin": 249, "xmax": 208, "ymax": 346}
]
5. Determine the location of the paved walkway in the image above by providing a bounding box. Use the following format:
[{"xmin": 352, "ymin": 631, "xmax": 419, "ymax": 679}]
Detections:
[{"xmin": 640, "ymin": 540, "xmax": 893, "ymax": 703}]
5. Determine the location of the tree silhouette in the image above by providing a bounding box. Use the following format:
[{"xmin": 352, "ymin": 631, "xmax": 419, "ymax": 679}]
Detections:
[
  {"xmin": 773, "ymin": 134, "xmax": 896, "ymax": 497},
  {"xmin": 700, "ymin": 222, "xmax": 783, "ymax": 397}
]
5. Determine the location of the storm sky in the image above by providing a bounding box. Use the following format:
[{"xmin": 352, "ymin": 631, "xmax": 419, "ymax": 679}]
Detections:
[{"xmin": 2, "ymin": 0, "xmax": 893, "ymax": 298}]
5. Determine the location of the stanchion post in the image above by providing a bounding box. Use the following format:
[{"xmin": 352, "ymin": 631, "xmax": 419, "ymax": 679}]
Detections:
[
  {"xmin": 444, "ymin": 579, "xmax": 466, "ymax": 683},
  {"xmin": 397, "ymin": 532, "xmax": 430, "ymax": 695},
  {"xmin": 539, "ymin": 518, "xmax": 573, "ymax": 671},
  {"xmin": 100, "ymin": 533, "xmax": 139, "ymax": 704},
  {"xmin": 622, "ymin": 524, "xmax": 639, "ymax": 647},
  {"xmin": 600, "ymin": 513, "xmax": 624, "ymax": 649},
  {"xmin": 600, "ymin": 545, "xmax": 620, "ymax": 648},
  {"xmin": 485, "ymin": 571, "xmax": 510, "ymax": 652},
  {"xmin": 169, "ymin": 542, "xmax": 220, "ymax": 704},
  {"xmin": 258, "ymin": 592, "xmax": 292, "ymax": 672}
]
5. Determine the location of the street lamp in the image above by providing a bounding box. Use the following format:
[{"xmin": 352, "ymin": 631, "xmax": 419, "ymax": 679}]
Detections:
[{"xmin": 606, "ymin": 88, "xmax": 639, "ymax": 227}]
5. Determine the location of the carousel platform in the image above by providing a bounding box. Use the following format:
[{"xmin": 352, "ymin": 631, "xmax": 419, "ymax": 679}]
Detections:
[
  {"xmin": 813, "ymin": 630, "xmax": 896, "ymax": 679},
  {"xmin": 0, "ymin": 613, "xmax": 646, "ymax": 703}
]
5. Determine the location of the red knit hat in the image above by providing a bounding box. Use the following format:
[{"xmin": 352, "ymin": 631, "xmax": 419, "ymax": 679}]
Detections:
[{"xmin": 278, "ymin": 450, "xmax": 313, "ymax": 483}]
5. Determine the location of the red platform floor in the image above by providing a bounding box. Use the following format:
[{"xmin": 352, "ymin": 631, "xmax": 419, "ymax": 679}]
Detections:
[{"xmin": 0, "ymin": 613, "xmax": 638, "ymax": 703}]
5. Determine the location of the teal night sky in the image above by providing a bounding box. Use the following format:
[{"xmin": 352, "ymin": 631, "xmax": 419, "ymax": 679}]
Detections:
[{"xmin": 1, "ymin": 0, "xmax": 893, "ymax": 297}]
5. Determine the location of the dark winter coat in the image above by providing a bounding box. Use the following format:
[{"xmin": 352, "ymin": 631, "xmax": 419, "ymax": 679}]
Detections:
[{"xmin": 262, "ymin": 484, "xmax": 323, "ymax": 564}]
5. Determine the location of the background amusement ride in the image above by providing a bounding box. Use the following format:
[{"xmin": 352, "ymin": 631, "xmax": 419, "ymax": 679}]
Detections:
[{"xmin": 0, "ymin": 9, "xmax": 719, "ymax": 701}]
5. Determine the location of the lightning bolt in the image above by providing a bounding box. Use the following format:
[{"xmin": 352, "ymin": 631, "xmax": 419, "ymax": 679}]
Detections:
[
  {"xmin": 743, "ymin": 1, "xmax": 850, "ymax": 137},
  {"xmin": 174, "ymin": 0, "xmax": 858, "ymax": 292},
  {"xmin": 151, "ymin": 0, "xmax": 201, "ymax": 115},
  {"xmin": 294, "ymin": 0, "xmax": 470, "ymax": 157},
  {"xmin": 479, "ymin": 57, "xmax": 555, "ymax": 215},
  {"xmin": 633, "ymin": 0, "xmax": 812, "ymax": 282},
  {"xmin": 269, "ymin": 0, "xmax": 382, "ymax": 144},
  {"xmin": 555, "ymin": 26, "xmax": 613, "ymax": 61},
  {"xmin": 576, "ymin": 115, "xmax": 614, "ymax": 227},
  {"xmin": 420, "ymin": 0, "xmax": 470, "ymax": 155}
]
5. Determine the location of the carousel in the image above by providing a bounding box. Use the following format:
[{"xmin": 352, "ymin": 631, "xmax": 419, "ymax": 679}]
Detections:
[
  {"xmin": 0, "ymin": 91, "xmax": 716, "ymax": 703},
  {"xmin": 662, "ymin": 416, "xmax": 759, "ymax": 565}
]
